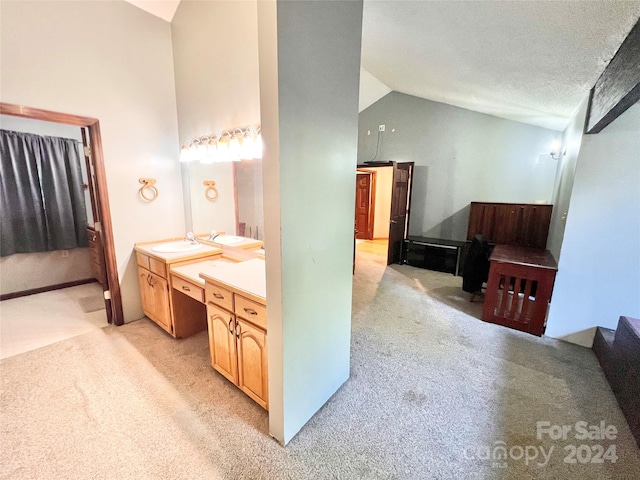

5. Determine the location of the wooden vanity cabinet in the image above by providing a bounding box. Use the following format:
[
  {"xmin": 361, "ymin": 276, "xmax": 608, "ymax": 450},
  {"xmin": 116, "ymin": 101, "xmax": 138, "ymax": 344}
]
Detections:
[
  {"xmin": 207, "ymin": 304, "xmax": 238, "ymax": 384},
  {"xmin": 235, "ymin": 317, "xmax": 268, "ymax": 408},
  {"xmin": 206, "ymin": 283, "xmax": 268, "ymax": 410},
  {"xmin": 135, "ymin": 248, "xmax": 218, "ymax": 338},
  {"xmin": 138, "ymin": 268, "xmax": 172, "ymax": 333}
]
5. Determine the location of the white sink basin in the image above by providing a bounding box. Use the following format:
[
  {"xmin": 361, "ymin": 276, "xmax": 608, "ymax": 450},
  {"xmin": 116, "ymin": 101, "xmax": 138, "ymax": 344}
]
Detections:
[
  {"xmin": 213, "ymin": 235, "xmax": 244, "ymax": 246},
  {"xmin": 151, "ymin": 241, "xmax": 203, "ymax": 253}
]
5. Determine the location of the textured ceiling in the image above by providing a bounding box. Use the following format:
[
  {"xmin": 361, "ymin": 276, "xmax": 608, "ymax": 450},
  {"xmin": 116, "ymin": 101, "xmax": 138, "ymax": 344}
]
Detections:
[
  {"xmin": 361, "ymin": 1, "xmax": 640, "ymax": 131},
  {"xmin": 127, "ymin": 0, "xmax": 640, "ymax": 132}
]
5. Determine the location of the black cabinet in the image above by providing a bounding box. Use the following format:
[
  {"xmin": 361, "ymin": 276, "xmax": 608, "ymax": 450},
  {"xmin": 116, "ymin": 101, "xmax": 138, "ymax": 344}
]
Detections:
[{"xmin": 403, "ymin": 236, "xmax": 466, "ymax": 276}]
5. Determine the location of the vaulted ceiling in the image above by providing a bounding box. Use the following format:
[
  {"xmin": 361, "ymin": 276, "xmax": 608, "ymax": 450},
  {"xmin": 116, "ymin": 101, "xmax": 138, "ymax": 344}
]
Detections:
[{"xmin": 126, "ymin": 0, "xmax": 640, "ymax": 132}]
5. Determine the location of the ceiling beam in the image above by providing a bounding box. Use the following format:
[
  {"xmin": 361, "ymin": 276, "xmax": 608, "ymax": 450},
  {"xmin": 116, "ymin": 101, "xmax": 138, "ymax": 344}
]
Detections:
[{"xmin": 586, "ymin": 19, "xmax": 640, "ymax": 134}]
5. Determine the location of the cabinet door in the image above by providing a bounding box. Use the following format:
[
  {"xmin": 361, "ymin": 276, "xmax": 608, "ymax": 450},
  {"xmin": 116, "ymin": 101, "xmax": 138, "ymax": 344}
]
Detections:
[
  {"xmin": 236, "ymin": 318, "xmax": 268, "ymax": 410},
  {"xmin": 207, "ymin": 304, "xmax": 238, "ymax": 384},
  {"xmin": 138, "ymin": 268, "xmax": 172, "ymax": 333}
]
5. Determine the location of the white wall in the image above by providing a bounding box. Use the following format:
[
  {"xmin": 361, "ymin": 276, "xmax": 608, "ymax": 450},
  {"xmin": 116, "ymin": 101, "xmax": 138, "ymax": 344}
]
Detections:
[
  {"xmin": 0, "ymin": 115, "xmax": 93, "ymax": 294},
  {"xmin": 171, "ymin": 0, "xmax": 261, "ymax": 237},
  {"xmin": 372, "ymin": 166, "xmax": 393, "ymax": 238},
  {"xmin": 546, "ymin": 98, "xmax": 588, "ymax": 261},
  {"xmin": 258, "ymin": 0, "xmax": 363, "ymax": 444},
  {"xmin": 545, "ymin": 104, "xmax": 640, "ymax": 347},
  {"xmin": 1, "ymin": 0, "xmax": 183, "ymax": 321},
  {"xmin": 358, "ymin": 92, "xmax": 561, "ymax": 241}
]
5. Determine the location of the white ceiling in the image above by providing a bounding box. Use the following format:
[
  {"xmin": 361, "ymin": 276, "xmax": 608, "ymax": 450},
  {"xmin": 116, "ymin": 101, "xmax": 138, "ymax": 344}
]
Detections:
[
  {"xmin": 126, "ymin": 0, "xmax": 640, "ymax": 132},
  {"xmin": 125, "ymin": 0, "xmax": 180, "ymax": 22}
]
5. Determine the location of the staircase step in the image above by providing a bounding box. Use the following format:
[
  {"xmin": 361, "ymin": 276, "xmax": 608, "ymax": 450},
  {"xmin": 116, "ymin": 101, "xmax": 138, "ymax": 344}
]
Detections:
[
  {"xmin": 614, "ymin": 316, "xmax": 640, "ymax": 370},
  {"xmin": 593, "ymin": 317, "xmax": 640, "ymax": 449},
  {"xmin": 593, "ymin": 327, "xmax": 618, "ymax": 389}
]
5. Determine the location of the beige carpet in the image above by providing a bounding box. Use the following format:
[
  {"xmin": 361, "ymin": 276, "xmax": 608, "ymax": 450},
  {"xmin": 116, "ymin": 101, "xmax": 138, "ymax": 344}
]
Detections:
[
  {"xmin": 1, "ymin": 250, "xmax": 639, "ymax": 479},
  {"xmin": 0, "ymin": 283, "xmax": 107, "ymax": 360}
]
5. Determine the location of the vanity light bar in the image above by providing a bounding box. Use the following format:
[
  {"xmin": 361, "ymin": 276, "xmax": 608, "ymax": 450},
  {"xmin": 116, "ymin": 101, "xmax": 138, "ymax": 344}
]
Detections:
[{"xmin": 180, "ymin": 126, "xmax": 262, "ymax": 163}]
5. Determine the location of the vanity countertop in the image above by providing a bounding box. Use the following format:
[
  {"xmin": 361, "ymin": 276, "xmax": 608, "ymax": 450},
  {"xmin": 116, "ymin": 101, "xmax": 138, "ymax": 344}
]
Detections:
[
  {"xmin": 200, "ymin": 258, "xmax": 266, "ymax": 302},
  {"xmin": 135, "ymin": 240, "xmax": 221, "ymax": 263},
  {"xmin": 197, "ymin": 235, "xmax": 263, "ymax": 250},
  {"xmin": 170, "ymin": 257, "xmax": 236, "ymax": 285}
]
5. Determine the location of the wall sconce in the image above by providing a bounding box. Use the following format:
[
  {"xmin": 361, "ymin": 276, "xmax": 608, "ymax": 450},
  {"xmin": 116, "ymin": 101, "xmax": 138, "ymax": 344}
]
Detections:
[
  {"xmin": 550, "ymin": 141, "xmax": 566, "ymax": 160},
  {"xmin": 180, "ymin": 125, "xmax": 262, "ymax": 163}
]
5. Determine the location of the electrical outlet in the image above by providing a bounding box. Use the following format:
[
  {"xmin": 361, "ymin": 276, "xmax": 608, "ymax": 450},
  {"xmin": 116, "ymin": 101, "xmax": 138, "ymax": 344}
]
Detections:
[{"xmin": 379, "ymin": 125, "xmax": 385, "ymax": 132}]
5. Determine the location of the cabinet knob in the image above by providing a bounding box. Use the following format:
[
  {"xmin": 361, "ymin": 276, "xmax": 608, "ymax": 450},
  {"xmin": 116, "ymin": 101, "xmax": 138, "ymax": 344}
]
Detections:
[
  {"xmin": 244, "ymin": 308, "xmax": 258, "ymax": 316},
  {"xmin": 182, "ymin": 285, "xmax": 191, "ymax": 292},
  {"xmin": 213, "ymin": 293, "xmax": 224, "ymax": 299}
]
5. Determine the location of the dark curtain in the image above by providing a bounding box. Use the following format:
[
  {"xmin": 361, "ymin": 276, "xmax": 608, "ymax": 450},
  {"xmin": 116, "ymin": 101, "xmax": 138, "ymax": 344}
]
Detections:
[{"xmin": 0, "ymin": 129, "xmax": 88, "ymax": 257}]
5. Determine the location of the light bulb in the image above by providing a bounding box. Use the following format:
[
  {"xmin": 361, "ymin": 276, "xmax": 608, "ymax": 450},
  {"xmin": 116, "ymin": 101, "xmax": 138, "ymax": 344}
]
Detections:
[
  {"xmin": 180, "ymin": 144, "xmax": 191, "ymax": 162},
  {"xmin": 241, "ymin": 133, "xmax": 254, "ymax": 160},
  {"xmin": 218, "ymin": 134, "xmax": 230, "ymax": 162},
  {"xmin": 229, "ymin": 133, "xmax": 241, "ymax": 161},
  {"xmin": 253, "ymin": 131, "xmax": 263, "ymax": 159},
  {"xmin": 189, "ymin": 143, "xmax": 199, "ymax": 161}
]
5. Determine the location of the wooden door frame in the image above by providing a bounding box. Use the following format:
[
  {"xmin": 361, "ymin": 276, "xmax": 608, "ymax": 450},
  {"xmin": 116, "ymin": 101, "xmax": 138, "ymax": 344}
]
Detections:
[
  {"xmin": 0, "ymin": 102, "xmax": 124, "ymax": 325},
  {"xmin": 355, "ymin": 169, "xmax": 377, "ymax": 240}
]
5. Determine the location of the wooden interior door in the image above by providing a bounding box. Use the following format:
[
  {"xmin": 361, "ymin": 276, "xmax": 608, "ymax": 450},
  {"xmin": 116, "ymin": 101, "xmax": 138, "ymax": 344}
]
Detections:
[
  {"xmin": 387, "ymin": 162, "xmax": 414, "ymax": 265},
  {"xmin": 355, "ymin": 173, "xmax": 372, "ymax": 240}
]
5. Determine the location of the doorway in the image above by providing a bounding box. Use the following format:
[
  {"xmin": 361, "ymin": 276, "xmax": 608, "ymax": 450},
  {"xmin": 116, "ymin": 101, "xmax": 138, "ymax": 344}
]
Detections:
[
  {"xmin": 0, "ymin": 102, "xmax": 123, "ymax": 325},
  {"xmin": 354, "ymin": 162, "xmax": 414, "ymax": 266},
  {"xmin": 355, "ymin": 170, "xmax": 375, "ymax": 240}
]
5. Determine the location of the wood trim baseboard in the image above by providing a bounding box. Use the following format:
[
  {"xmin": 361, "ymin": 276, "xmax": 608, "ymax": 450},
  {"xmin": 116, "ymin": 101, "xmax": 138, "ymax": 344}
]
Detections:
[{"xmin": 0, "ymin": 278, "xmax": 98, "ymax": 301}]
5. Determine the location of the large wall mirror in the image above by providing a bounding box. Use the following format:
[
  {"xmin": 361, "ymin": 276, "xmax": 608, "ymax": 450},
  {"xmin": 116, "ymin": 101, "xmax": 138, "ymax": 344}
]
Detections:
[{"xmin": 185, "ymin": 159, "xmax": 264, "ymax": 243}]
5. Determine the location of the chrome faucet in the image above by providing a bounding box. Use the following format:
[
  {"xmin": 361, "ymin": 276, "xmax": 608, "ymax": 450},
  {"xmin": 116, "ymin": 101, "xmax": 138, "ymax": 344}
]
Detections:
[
  {"xmin": 208, "ymin": 230, "xmax": 220, "ymax": 241},
  {"xmin": 185, "ymin": 232, "xmax": 198, "ymax": 245}
]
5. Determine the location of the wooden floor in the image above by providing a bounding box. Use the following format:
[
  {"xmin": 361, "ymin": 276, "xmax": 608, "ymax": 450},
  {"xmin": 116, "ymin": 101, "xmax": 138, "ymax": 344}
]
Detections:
[{"xmin": 355, "ymin": 238, "xmax": 388, "ymax": 257}]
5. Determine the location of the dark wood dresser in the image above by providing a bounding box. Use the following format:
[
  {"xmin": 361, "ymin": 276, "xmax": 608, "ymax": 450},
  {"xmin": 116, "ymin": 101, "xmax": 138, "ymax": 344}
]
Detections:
[
  {"xmin": 467, "ymin": 202, "xmax": 553, "ymax": 249},
  {"xmin": 87, "ymin": 227, "xmax": 107, "ymax": 288}
]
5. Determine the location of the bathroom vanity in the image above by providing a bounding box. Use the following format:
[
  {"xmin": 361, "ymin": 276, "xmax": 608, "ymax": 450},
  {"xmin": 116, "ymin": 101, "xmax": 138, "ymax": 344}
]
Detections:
[
  {"xmin": 134, "ymin": 237, "xmax": 268, "ymax": 409},
  {"xmin": 200, "ymin": 259, "xmax": 268, "ymax": 409},
  {"xmin": 135, "ymin": 240, "xmax": 222, "ymax": 337}
]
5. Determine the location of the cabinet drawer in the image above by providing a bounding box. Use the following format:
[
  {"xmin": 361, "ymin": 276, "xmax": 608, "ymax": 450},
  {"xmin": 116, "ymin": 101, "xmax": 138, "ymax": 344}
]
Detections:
[
  {"xmin": 205, "ymin": 283, "xmax": 234, "ymax": 311},
  {"xmin": 136, "ymin": 252, "xmax": 150, "ymax": 270},
  {"xmin": 235, "ymin": 295, "xmax": 267, "ymax": 330},
  {"xmin": 149, "ymin": 256, "xmax": 166, "ymax": 278},
  {"xmin": 172, "ymin": 275, "xmax": 204, "ymax": 303}
]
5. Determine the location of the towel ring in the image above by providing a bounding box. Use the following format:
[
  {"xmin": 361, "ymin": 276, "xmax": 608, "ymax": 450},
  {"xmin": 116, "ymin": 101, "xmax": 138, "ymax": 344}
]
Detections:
[
  {"xmin": 139, "ymin": 178, "xmax": 159, "ymax": 202},
  {"xmin": 203, "ymin": 180, "xmax": 218, "ymax": 201}
]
